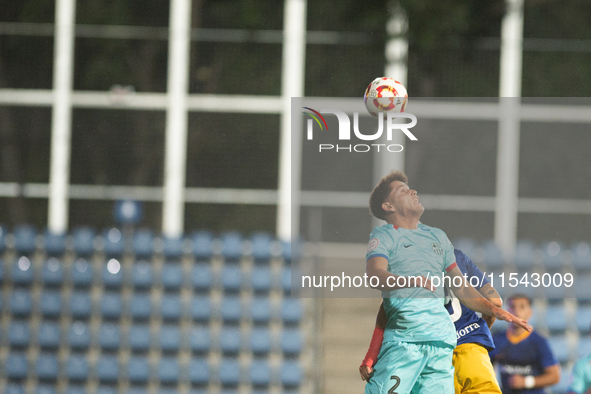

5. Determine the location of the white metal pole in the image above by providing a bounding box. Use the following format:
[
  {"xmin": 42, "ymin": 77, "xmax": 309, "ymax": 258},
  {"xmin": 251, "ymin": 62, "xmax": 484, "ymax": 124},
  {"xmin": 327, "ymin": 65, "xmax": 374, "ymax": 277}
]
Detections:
[
  {"xmin": 162, "ymin": 0, "xmax": 192, "ymax": 237},
  {"xmin": 277, "ymin": 0, "xmax": 307, "ymax": 241},
  {"xmin": 48, "ymin": 0, "xmax": 76, "ymax": 234},
  {"xmin": 495, "ymin": 0, "xmax": 524, "ymax": 259}
]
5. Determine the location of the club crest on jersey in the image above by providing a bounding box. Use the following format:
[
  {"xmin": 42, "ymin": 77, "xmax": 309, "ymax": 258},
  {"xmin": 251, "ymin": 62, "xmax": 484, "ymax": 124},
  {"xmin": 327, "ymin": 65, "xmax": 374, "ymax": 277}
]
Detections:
[{"xmin": 431, "ymin": 243, "xmax": 443, "ymax": 255}]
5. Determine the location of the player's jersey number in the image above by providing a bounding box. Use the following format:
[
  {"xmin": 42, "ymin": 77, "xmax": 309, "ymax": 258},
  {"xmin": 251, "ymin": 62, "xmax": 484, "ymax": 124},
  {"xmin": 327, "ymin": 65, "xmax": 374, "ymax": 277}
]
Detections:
[
  {"xmin": 447, "ymin": 296, "xmax": 462, "ymax": 323},
  {"xmin": 388, "ymin": 375, "xmax": 400, "ymax": 394}
]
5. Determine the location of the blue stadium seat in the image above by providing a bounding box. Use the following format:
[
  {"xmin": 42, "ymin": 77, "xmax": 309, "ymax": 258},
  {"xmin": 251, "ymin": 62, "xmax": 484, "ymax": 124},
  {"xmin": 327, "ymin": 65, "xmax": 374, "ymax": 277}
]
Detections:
[
  {"xmin": 44, "ymin": 230, "xmax": 66, "ymax": 256},
  {"xmin": 38, "ymin": 322, "xmax": 61, "ymax": 349},
  {"xmin": 72, "ymin": 227, "xmax": 96, "ymax": 257},
  {"xmin": 6, "ymin": 384, "xmax": 26, "ymax": 394},
  {"xmin": 280, "ymin": 361, "xmax": 302, "ymax": 388},
  {"xmin": 578, "ymin": 337, "xmax": 591, "ymax": 358},
  {"xmin": 281, "ymin": 267, "xmax": 291, "ymax": 293},
  {"xmin": 576, "ymin": 305, "xmax": 591, "ymax": 333},
  {"xmin": 250, "ymin": 297, "xmax": 271, "ymax": 324},
  {"xmin": 220, "ymin": 297, "xmax": 242, "ymax": 323},
  {"xmin": 96, "ymin": 355, "xmax": 119, "ymax": 382},
  {"xmin": 160, "ymin": 294, "xmax": 182, "ymax": 321},
  {"xmin": 129, "ymin": 293, "xmax": 152, "ymax": 320},
  {"xmin": 39, "ymin": 291, "xmax": 62, "ymax": 318},
  {"xmin": 189, "ymin": 326, "xmax": 210, "ymax": 354},
  {"xmin": 574, "ymin": 275, "xmax": 591, "ymax": 301},
  {"xmin": 192, "ymin": 263, "xmax": 213, "ymax": 291},
  {"xmin": 453, "ymin": 238, "xmax": 476, "ymax": 259},
  {"xmin": 36, "ymin": 353, "xmax": 59, "ymax": 380},
  {"xmin": 218, "ymin": 358, "xmax": 241, "ymax": 386},
  {"xmin": 221, "ymin": 232, "xmax": 243, "ymax": 262},
  {"xmin": 71, "ymin": 258, "xmax": 93, "ymax": 287},
  {"xmin": 250, "ymin": 266, "xmax": 272, "ymax": 293},
  {"xmin": 6, "ymin": 352, "xmax": 29, "ymax": 379},
  {"xmin": 69, "ymin": 291, "xmax": 92, "ymax": 319},
  {"xmin": 127, "ymin": 389, "xmax": 148, "ymax": 394},
  {"xmin": 192, "ymin": 231, "xmax": 213, "ymax": 261},
  {"xmin": 100, "ymin": 293, "xmax": 122, "ymax": 319},
  {"xmin": 65, "ymin": 387, "xmax": 87, "ymax": 394},
  {"xmin": 41, "ymin": 258, "xmax": 64, "ymax": 286},
  {"xmin": 159, "ymin": 325, "xmax": 181, "ymax": 352},
  {"xmin": 66, "ymin": 354, "xmax": 89, "ymax": 381},
  {"xmin": 162, "ymin": 235, "xmax": 184, "ymax": 258},
  {"xmin": 161, "ymin": 263, "xmax": 183, "ymax": 290},
  {"xmin": 281, "ymin": 329, "xmax": 303, "ymax": 356},
  {"xmin": 158, "ymin": 357, "xmax": 180, "ymax": 384},
  {"xmin": 14, "ymin": 225, "xmax": 37, "ymax": 255},
  {"xmin": 11, "ymin": 256, "xmax": 34, "ymax": 286},
  {"xmin": 10, "ymin": 289, "xmax": 33, "ymax": 316},
  {"xmin": 220, "ymin": 264, "xmax": 242, "ymax": 292},
  {"xmin": 482, "ymin": 241, "xmax": 505, "ymax": 270},
  {"xmin": 544, "ymin": 284, "xmax": 567, "ymax": 303},
  {"xmin": 571, "ymin": 242, "xmax": 591, "ymax": 272},
  {"xmin": 250, "ymin": 328, "xmax": 271, "ymax": 355},
  {"xmin": 282, "ymin": 241, "xmax": 293, "ymax": 263},
  {"xmin": 513, "ymin": 240, "xmax": 535, "ymax": 270},
  {"xmin": 102, "ymin": 228, "xmax": 125, "ymax": 257},
  {"xmin": 250, "ymin": 360, "xmax": 271, "ymax": 387},
  {"xmin": 251, "ymin": 233, "xmax": 273, "ymax": 263},
  {"xmin": 127, "ymin": 356, "xmax": 150, "ymax": 383},
  {"xmin": 128, "ymin": 324, "xmax": 151, "ymax": 352},
  {"xmin": 281, "ymin": 298, "xmax": 302, "ymax": 325},
  {"xmin": 191, "ymin": 296, "xmax": 212, "ymax": 322},
  {"xmin": 219, "ymin": 327, "xmax": 242, "ymax": 354},
  {"xmin": 99, "ymin": 323, "xmax": 121, "ymax": 351},
  {"xmin": 133, "ymin": 229, "xmax": 154, "ymax": 258},
  {"xmin": 95, "ymin": 387, "xmax": 117, "ymax": 394},
  {"xmin": 188, "ymin": 358, "xmax": 209, "ymax": 385},
  {"xmin": 548, "ymin": 336, "xmax": 570, "ymax": 363},
  {"xmin": 101, "ymin": 259, "xmax": 123, "ymax": 288},
  {"xmin": 541, "ymin": 241, "xmax": 565, "ymax": 271},
  {"xmin": 35, "ymin": 386, "xmax": 57, "ymax": 394},
  {"xmin": 129, "ymin": 261, "xmax": 153, "ymax": 289},
  {"xmin": 68, "ymin": 321, "xmax": 91, "ymax": 350},
  {"xmin": 9, "ymin": 321, "xmax": 30, "ymax": 348}
]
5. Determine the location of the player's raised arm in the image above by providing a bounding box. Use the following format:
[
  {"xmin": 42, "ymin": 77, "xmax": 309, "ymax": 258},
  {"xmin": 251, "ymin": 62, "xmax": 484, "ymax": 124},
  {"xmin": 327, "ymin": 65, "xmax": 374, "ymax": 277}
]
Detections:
[
  {"xmin": 446, "ymin": 265, "xmax": 532, "ymax": 332},
  {"xmin": 359, "ymin": 302, "xmax": 387, "ymax": 381},
  {"xmin": 478, "ymin": 283, "xmax": 502, "ymax": 328},
  {"xmin": 366, "ymin": 256, "xmax": 435, "ymax": 292}
]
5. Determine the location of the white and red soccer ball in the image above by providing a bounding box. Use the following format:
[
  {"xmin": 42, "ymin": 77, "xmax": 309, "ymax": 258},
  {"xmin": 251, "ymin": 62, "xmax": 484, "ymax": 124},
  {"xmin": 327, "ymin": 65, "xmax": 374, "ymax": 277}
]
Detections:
[{"xmin": 363, "ymin": 77, "xmax": 408, "ymax": 117}]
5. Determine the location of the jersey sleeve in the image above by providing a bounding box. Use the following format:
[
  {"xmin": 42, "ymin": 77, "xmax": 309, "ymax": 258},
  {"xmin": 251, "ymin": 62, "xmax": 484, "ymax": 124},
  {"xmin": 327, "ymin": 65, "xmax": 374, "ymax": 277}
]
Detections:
[
  {"xmin": 457, "ymin": 249, "xmax": 489, "ymax": 290},
  {"xmin": 365, "ymin": 226, "xmax": 394, "ymax": 262},
  {"xmin": 538, "ymin": 336, "xmax": 559, "ymax": 369},
  {"xmin": 568, "ymin": 359, "xmax": 589, "ymax": 394}
]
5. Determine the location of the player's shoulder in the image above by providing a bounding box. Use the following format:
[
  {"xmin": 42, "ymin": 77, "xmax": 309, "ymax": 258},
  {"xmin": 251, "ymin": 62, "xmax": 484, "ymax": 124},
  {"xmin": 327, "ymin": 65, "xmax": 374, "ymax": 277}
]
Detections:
[
  {"xmin": 528, "ymin": 329, "xmax": 550, "ymax": 344},
  {"xmin": 370, "ymin": 224, "xmax": 398, "ymax": 239},
  {"xmin": 419, "ymin": 223, "xmax": 450, "ymax": 241}
]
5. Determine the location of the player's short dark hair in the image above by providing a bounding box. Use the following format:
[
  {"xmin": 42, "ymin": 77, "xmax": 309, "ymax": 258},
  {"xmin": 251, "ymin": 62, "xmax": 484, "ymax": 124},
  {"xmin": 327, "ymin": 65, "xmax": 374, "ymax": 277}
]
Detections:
[
  {"xmin": 369, "ymin": 170, "xmax": 408, "ymax": 220},
  {"xmin": 507, "ymin": 294, "xmax": 533, "ymax": 307}
]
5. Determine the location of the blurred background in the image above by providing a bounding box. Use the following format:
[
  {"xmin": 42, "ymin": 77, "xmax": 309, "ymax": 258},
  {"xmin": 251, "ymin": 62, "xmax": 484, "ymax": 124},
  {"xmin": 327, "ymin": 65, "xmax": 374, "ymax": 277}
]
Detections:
[{"xmin": 1, "ymin": 0, "xmax": 591, "ymax": 393}]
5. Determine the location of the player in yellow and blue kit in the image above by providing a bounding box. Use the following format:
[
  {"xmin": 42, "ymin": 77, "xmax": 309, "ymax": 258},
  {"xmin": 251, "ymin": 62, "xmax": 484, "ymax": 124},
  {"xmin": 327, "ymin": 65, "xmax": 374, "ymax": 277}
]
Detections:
[{"xmin": 363, "ymin": 170, "xmax": 530, "ymax": 394}]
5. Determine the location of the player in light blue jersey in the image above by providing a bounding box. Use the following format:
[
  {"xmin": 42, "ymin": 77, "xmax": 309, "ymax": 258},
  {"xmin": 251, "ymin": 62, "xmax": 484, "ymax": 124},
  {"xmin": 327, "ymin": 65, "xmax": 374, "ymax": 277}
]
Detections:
[
  {"xmin": 363, "ymin": 170, "xmax": 530, "ymax": 394},
  {"xmin": 568, "ymin": 325, "xmax": 591, "ymax": 394}
]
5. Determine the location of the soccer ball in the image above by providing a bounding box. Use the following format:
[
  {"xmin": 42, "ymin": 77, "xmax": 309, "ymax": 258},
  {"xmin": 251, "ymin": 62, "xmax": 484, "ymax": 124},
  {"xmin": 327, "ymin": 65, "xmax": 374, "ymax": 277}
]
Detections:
[{"xmin": 363, "ymin": 77, "xmax": 408, "ymax": 117}]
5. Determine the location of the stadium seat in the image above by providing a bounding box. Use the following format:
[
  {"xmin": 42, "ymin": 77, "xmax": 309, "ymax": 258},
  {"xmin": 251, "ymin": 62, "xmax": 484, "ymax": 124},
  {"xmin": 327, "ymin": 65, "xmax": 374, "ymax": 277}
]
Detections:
[
  {"xmin": 250, "ymin": 360, "xmax": 271, "ymax": 387},
  {"xmin": 543, "ymin": 283, "xmax": 567, "ymax": 303},
  {"xmin": 71, "ymin": 258, "xmax": 94, "ymax": 287},
  {"xmin": 250, "ymin": 266, "xmax": 272, "ymax": 293},
  {"xmin": 281, "ymin": 329, "xmax": 303, "ymax": 356},
  {"xmin": 68, "ymin": 321, "xmax": 91, "ymax": 350},
  {"xmin": 5, "ymin": 384, "xmax": 26, "ymax": 394},
  {"xmin": 192, "ymin": 231, "xmax": 213, "ymax": 261},
  {"xmin": 44, "ymin": 230, "xmax": 66, "ymax": 256},
  {"xmin": 574, "ymin": 274, "xmax": 591, "ymax": 301},
  {"xmin": 548, "ymin": 336, "xmax": 570, "ymax": 363},
  {"xmin": 220, "ymin": 297, "xmax": 242, "ymax": 323},
  {"xmin": 100, "ymin": 292, "xmax": 122, "ymax": 319},
  {"xmin": 188, "ymin": 358, "xmax": 209, "ymax": 386},
  {"xmin": 251, "ymin": 233, "xmax": 273, "ymax": 263},
  {"xmin": 221, "ymin": 232, "xmax": 243, "ymax": 262},
  {"xmin": 192, "ymin": 263, "xmax": 213, "ymax": 291},
  {"xmin": 38, "ymin": 322, "xmax": 61, "ymax": 349},
  {"xmin": 99, "ymin": 323, "xmax": 121, "ymax": 350},
  {"xmin": 220, "ymin": 264, "xmax": 242, "ymax": 292},
  {"xmin": 10, "ymin": 289, "xmax": 33, "ymax": 316},
  {"xmin": 189, "ymin": 326, "xmax": 210, "ymax": 354},
  {"xmin": 6, "ymin": 352, "xmax": 29, "ymax": 379},
  {"xmin": 158, "ymin": 357, "xmax": 180, "ymax": 384},
  {"xmin": 72, "ymin": 227, "xmax": 96, "ymax": 257},
  {"xmin": 127, "ymin": 356, "xmax": 150, "ymax": 383},
  {"xmin": 281, "ymin": 267, "xmax": 292, "ymax": 293},
  {"xmin": 39, "ymin": 291, "xmax": 62, "ymax": 318},
  {"xmin": 191, "ymin": 296, "xmax": 212, "ymax": 322},
  {"xmin": 11, "ymin": 256, "xmax": 34, "ymax": 286},
  {"xmin": 129, "ymin": 261, "xmax": 153, "ymax": 289},
  {"xmin": 36, "ymin": 353, "xmax": 59, "ymax": 380},
  {"xmin": 95, "ymin": 387, "xmax": 118, "ymax": 394},
  {"xmin": 250, "ymin": 327, "xmax": 271, "ymax": 355},
  {"xmin": 513, "ymin": 240, "xmax": 535, "ymax": 270},
  {"xmin": 482, "ymin": 240, "xmax": 505, "ymax": 270},
  {"xmin": 69, "ymin": 291, "xmax": 92, "ymax": 318},
  {"xmin": 14, "ymin": 225, "xmax": 37, "ymax": 255},
  {"xmin": 281, "ymin": 298, "xmax": 302, "ymax": 325},
  {"xmin": 217, "ymin": 358, "xmax": 241, "ymax": 386},
  {"xmin": 160, "ymin": 294, "xmax": 182, "ymax": 321},
  {"xmin": 159, "ymin": 325, "xmax": 181, "ymax": 352},
  {"xmin": 219, "ymin": 327, "xmax": 242, "ymax": 354},
  {"xmin": 280, "ymin": 361, "xmax": 302, "ymax": 387},
  {"xmin": 282, "ymin": 240, "xmax": 300, "ymax": 264},
  {"xmin": 129, "ymin": 293, "xmax": 152, "ymax": 320},
  {"xmin": 127, "ymin": 389, "xmax": 148, "ymax": 394},
  {"xmin": 65, "ymin": 387, "xmax": 86, "ymax": 394},
  {"xmin": 102, "ymin": 258, "xmax": 123, "ymax": 288},
  {"xmin": 162, "ymin": 235, "xmax": 184, "ymax": 258},
  {"xmin": 128, "ymin": 324, "xmax": 151, "ymax": 352},
  {"xmin": 250, "ymin": 297, "xmax": 272, "ymax": 324},
  {"xmin": 541, "ymin": 241, "xmax": 564, "ymax": 271},
  {"xmin": 161, "ymin": 262, "xmax": 184, "ymax": 290},
  {"xmin": 133, "ymin": 229, "xmax": 154, "ymax": 258},
  {"xmin": 9, "ymin": 321, "xmax": 30, "ymax": 348},
  {"xmin": 96, "ymin": 355, "xmax": 119, "ymax": 382},
  {"xmin": 66, "ymin": 354, "xmax": 89, "ymax": 381},
  {"xmin": 453, "ymin": 238, "xmax": 476, "ymax": 258},
  {"xmin": 577, "ymin": 337, "xmax": 591, "ymax": 358},
  {"xmin": 571, "ymin": 242, "xmax": 591, "ymax": 272},
  {"xmin": 576, "ymin": 305, "xmax": 591, "ymax": 333},
  {"xmin": 41, "ymin": 257, "xmax": 64, "ymax": 286},
  {"xmin": 35, "ymin": 386, "xmax": 57, "ymax": 394}
]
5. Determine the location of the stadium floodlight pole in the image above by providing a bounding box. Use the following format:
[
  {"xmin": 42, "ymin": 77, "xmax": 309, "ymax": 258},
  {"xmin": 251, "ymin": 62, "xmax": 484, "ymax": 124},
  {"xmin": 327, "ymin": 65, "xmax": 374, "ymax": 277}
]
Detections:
[
  {"xmin": 496, "ymin": 0, "xmax": 524, "ymax": 261},
  {"xmin": 277, "ymin": 0, "xmax": 307, "ymax": 242},
  {"xmin": 162, "ymin": 0, "xmax": 192, "ymax": 238},
  {"xmin": 48, "ymin": 0, "xmax": 76, "ymax": 234}
]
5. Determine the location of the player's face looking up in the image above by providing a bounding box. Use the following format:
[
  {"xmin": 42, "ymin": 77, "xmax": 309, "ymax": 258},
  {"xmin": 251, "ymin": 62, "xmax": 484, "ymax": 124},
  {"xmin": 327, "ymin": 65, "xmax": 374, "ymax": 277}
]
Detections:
[
  {"xmin": 507, "ymin": 297, "xmax": 532, "ymax": 321},
  {"xmin": 381, "ymin": 181, "xmax": 424, "ymax": 218}
]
